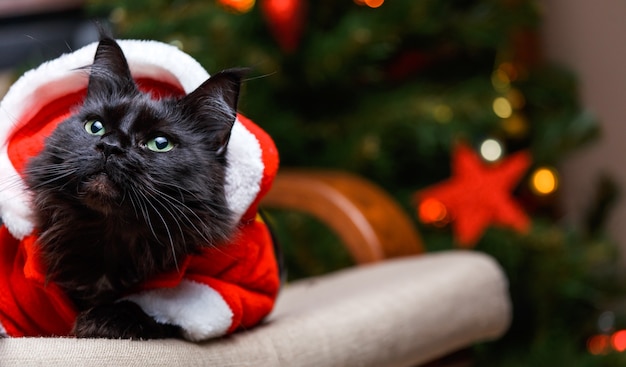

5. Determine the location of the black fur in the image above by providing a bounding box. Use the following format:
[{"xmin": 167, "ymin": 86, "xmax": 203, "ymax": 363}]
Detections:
[{"xmin": 24, "ymin": 36, "xmax": 246, "ymax": 339}]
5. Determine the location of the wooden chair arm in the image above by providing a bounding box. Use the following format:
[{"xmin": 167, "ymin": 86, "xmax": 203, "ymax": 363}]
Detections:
[{"xmin": 261, "ymin": 170, "xmax": 424, "ymax": 264}]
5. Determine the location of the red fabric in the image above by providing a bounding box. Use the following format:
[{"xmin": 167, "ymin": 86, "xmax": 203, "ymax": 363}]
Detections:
[
  {"xmin": 0, "ymin": 227, "xmax": 76, "ymax": 336},
  {"xmin": 7, "ymin": 92, "xmax": 82, "ymax": 177}
]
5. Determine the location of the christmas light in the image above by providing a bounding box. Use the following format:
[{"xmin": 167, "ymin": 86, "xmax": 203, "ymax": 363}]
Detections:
[
  {"xmin": 506, "ymin": 89, "xmax": 526, "ymax": 109},
  {"xmin": 491, "ymin": 69, "xmax": 510, "ymax": 91},
  {"xmin": 498, "ymin": 62, "xmax": 519, "ymax": 81},
  {"xmin": 168, "ymin": 39, "xmax": 184, "ymax": 50},
  {"xmin": 361, "ymin": 135, "xmax": 381, "ymax": 158},
  {"xmin": 492, "ymin": 97, "xmax": 513, "ymax": 119},
  {"xmin": 587, "ymin": 334, "xmax": 610, "ymax": 355},
  {"xmin": 586, "ymin": 329, "xmax": 626, "ymax": 355},
  {"xmin": 611, "ymin": 330, "xmax": 626, "ymax": 352},
  {"xmin": 598, "ymin": 311, "xmax": 616, "ymax": 333},
  {"xmin": 479, "ymin": 139, "xmax": 503, "ymax": 162},
  {"xmin": 364, "ymin": 0, "xmax": 385, "ymax": 8},
  {"xmin": 530, "ymin": 167, "xmax": 559, "ymax": 195},
  {"xmin": 219, "ymin": 0, "xmax": 256, "ymax": 13},
  {"xmin": 109, "ymin": 7, "xmax": 127, "ymax": 24},
  {"xmin": 418, "ymin": 198, "xmax": 449, "ymax": 226},
  {"xmin": 501, "ymin": 114, "xmax": 529, "ymax": 138},
  {"xmin": 355, "ymin": 0, "xmax": 384, "ymax": 8}
]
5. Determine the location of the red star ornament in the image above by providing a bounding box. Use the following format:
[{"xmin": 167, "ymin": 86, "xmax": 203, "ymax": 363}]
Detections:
[{"xmin": 415, "ymin": 143, "xmax": 532, "ymax": 247}]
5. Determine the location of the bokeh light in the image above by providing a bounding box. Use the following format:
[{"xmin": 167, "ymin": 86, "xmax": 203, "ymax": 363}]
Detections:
[
  {"xmin": 498, "ymin": 62, "xmax": 519, "ymax": 81},
  {"xmin": 501, "ymin": 114, "xmax": 529, "ymax": 138},
  {"xmin": 364, "ymin": 0, "xmax": 385, "ymax": 8},
  {"xmin": 506, "ymin": 88, "xmax": 526, "ymax": 109},
  {"xmin": 418, "ymin": 198, "xmax": 449, "ymax": 226},
  {"xmin": 588, "ymin": 334, "xmax": 610, "ymax": 355},
  {"xmin": 354, "ymin": 0, "xmax": 385, "ymax": 8},
  {"xmin": 219, "ymin": 0, "xmax": 256, "ymax": 13},
  {"xmin": 491, "ymin": 69, "xmax": 510, "ymax": 91},
  {"xmin": 480, "ymin": 139, "xmax": 503, "ymax": 162},
  {"xmin": 530, "ymin": 167, "xmax": 559, "ymax": 195},
  {"xmin": 492, "ymin": 97, "xmax": 513, "ymax": 119},
  {"xmin": 611, "ymin": 330, "xmax": 626, "ymax": 352}
]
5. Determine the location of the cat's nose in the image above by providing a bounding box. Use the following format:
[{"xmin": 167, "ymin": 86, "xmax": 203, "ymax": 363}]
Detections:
[{"xmin": 96, "ymin": 140, "xmax": 124, "ymax": 157}]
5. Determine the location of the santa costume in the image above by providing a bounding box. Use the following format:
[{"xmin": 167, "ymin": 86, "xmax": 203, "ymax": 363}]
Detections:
[{"xmin": 0, "ymin": 39, "xmax": 280, "ymax": 340}]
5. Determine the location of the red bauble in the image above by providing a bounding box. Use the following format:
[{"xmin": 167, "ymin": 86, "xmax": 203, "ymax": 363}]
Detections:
[
  {"xmin": 261, "ymin": 0, "xmax": 306, "ymax": 53},
  {"xmin": 415, "ymin": 143, "xmax": 532, "ymax": 248}
]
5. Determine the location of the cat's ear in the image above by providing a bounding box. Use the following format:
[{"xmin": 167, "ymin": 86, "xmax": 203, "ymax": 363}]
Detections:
[
  {"xmin": 182, "ymin": 68, "xmax": 248, "ymax": 155},
  {"xmin": 86, "ymin": 37, "xmax": 137, "ymax": 99}
]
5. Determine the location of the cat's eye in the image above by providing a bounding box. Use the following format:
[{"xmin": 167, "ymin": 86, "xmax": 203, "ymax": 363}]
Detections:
[
  {"xmin": 84, "ymin": 120, "xmax": 105, "ymax": 136},
  {"xmin": 146, "ymin": 136, "xmax": 175, "ymax": 152}
]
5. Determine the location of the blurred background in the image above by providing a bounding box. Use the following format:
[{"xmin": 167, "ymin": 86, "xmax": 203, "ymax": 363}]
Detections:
[{"xmin": 1, "ymin": 0, "xmax": 626, "ymax": 365}]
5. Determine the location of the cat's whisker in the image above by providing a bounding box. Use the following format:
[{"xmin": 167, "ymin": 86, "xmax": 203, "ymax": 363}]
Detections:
[
  {"xmin": 131, "ymin": 188, "xmax": 183, "ymax": 268},
  {"xmin": 142, "ymin": 187, "xmax": 236, "ymax": 261},
  {"xmin": 22, "ymin": 161, "xmax": 82, "ymax": 176},
  {"xmin": 150, "ymin": 178, "xmax": 205, "ymax": 203},
  {"xmin": 42, "ymin": 143, "xmax": 80, "ymax": 155},
  {"xmin": 129, "ymin": 188, "xmax": 157, "ymax": 240},
  {"xmin": 160, "ymin": 185, "xmax": 231, "ymax": 218},
  {"xmin": 142, "ymin": 185, "xmax": 218, "ymax": 245},
  {"xmin": 132, "ymin": 184, "xmax": 218, "ymax": 255},
  {"xmin": 125, "ymin": 188, "xmax": 141, "ymax": 219},
  {"xmin": 0, "ymin": 175, "xmax": 27, "ymax": 192},
  {"xmin": 150, "ymin": 179, "xmax": 233, "ymax": 214},
  {"xmin": 119, "ymin": 187, "xmax": 129, "ymax": 208},
  {"xmin": 242, "ymin": 71, "xmax": 277, "ymax": 83},
  {"xmin": 138, "ymin": 190, "xmax": 178, "ymax": 272},
  {"xmin": 157, "ymin": 196, "xmax": 211, "ymax": 246},
  {"xmin": 142, "ymin": 187, "xmax": 187, "ymax": 242},
  {"xmin": 27, "ymin": 169, "xmax": 79, "ymax": 190}
]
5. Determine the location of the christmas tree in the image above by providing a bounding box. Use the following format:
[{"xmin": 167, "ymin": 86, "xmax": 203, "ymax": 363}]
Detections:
[{"xmin": 88, "ymin": 0, "xmax": 625, "ymax": 364}]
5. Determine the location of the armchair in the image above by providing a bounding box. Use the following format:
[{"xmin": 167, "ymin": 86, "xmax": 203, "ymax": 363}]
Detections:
[{"xmin": 0, "ymin": 170, "xmax": 511, "ymax": 367}]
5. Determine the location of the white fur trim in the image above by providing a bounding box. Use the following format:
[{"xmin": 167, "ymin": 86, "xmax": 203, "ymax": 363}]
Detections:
[
  {"xmin": 0, "ymin": 40, "xmax": 264, "ymax": 238},
  {"xmin": 224, "ymin": 120, "xmax": 264, "ymax": 220},
  {"xmin": 124, "ymin": 280, "xmax": 234, "ymax": 341},
  {"xmin": 0, "ymin": 145, "xmax": 34, "ymax": 238}
]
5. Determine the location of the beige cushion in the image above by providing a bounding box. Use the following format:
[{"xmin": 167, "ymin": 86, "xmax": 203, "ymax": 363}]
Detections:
[{"xmin": 0, "ymin": 251, "xmax": 511, "ymax": 367}]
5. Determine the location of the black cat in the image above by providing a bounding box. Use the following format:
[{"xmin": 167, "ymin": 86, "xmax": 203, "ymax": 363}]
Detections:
[{"xmin": 23, "ymin": 36, "xmax": 246, "ymax": 339}]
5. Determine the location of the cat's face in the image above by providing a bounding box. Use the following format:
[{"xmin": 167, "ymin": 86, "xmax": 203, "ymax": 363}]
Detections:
[{"xmin": 25, "ymin": 37, "xmax": 244, "ymax": 250}]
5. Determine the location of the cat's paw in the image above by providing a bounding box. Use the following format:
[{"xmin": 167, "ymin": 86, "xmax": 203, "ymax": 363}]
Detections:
[{"xmin": 72, "ymin": 301, "xmax": 181, "ymax": 340}]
